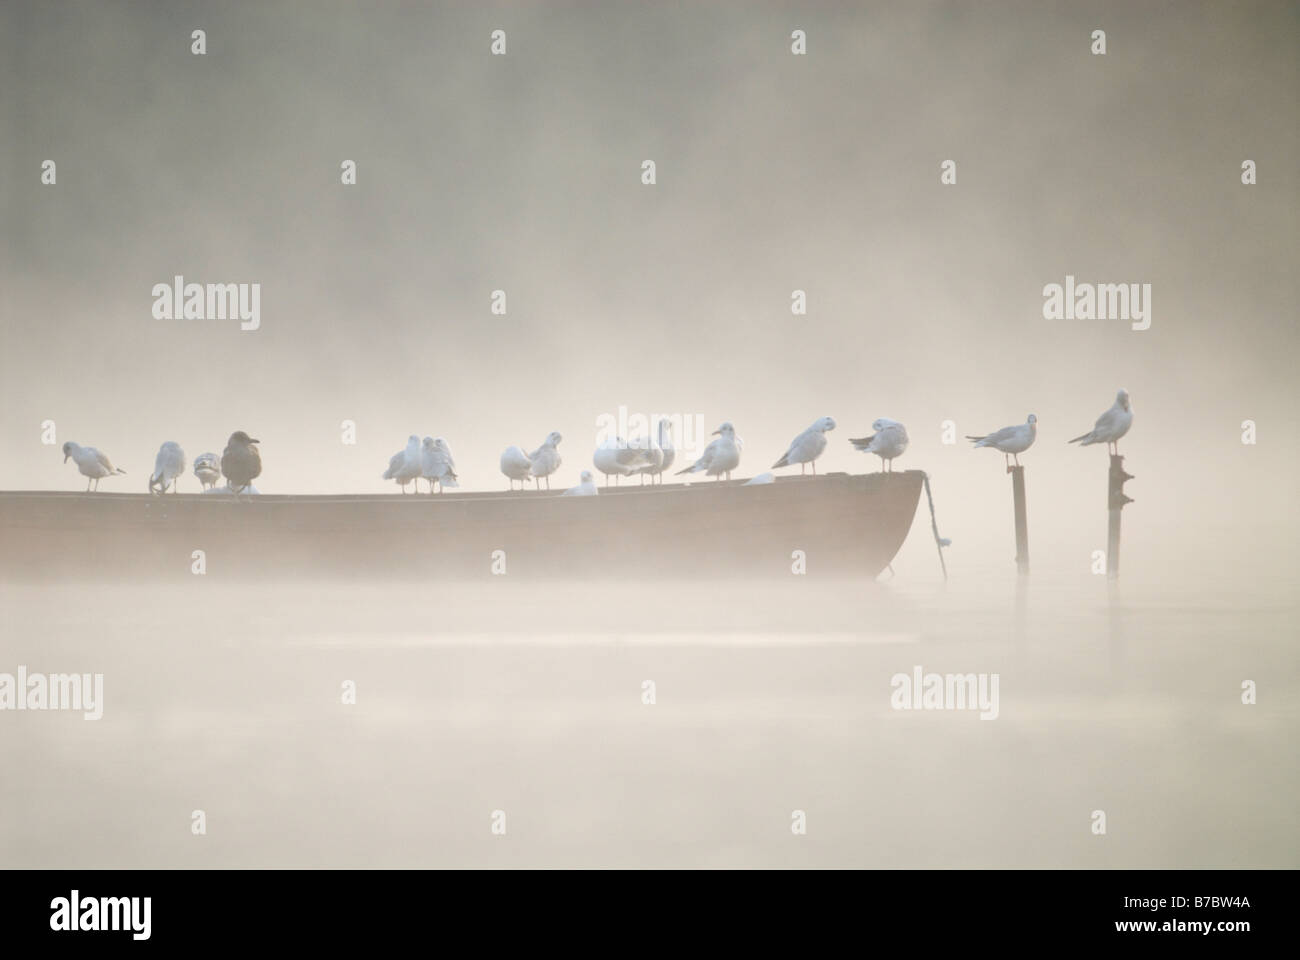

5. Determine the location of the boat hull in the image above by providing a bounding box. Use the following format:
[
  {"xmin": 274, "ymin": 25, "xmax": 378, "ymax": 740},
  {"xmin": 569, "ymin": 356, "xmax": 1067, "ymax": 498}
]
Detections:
[{"xmin": 0, "ymin": 471, "xmax": 923, "ymax": 581}]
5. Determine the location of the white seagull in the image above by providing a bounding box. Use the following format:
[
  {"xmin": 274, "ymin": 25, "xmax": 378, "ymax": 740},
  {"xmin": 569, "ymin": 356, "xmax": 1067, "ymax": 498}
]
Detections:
[
  {"xmin": 561, "ymin": 470, "xmax": 599, "ymax": 497},
  {"xmin": 193, "ymin": 452, "xmax": 222, "ymax": 490},
  {"xmin": 528, "ymin": 431, "xmax": 563, "ymax": 490},
  {"xmin": 593, "ymin": 436, "xmax": 653, "ymax": 486},
  {"xmin": 772, "ymin": 416, "xmax": 836, "ymax": 475},
  {"xmin": 149, "ymin": 441, "xmax": 186, "ymax": 494},
  {"xmin": 62, "ymin": 441, "xmax": 126, "ymax": 492},
  {"xmin": 420, "ymin": 437, "xmax": 458, "ymax": 493},
  {"xmin": 849, "ymin": 419, "xmax": 909, "ymax": 472},
  {"xmin": 500, "ymin": 445, "xmax": 534, "ymax": 491},
  {"xmin": 656, "ymin": 420, "xmax": 675, "ymax": 477},
  {"xmin": 628, "ymin": 419, "xmax": 675, "ymax": 485},
  {"xmin": 676, "ymin": 421, "xmax": 742, "ymax": 481},
  {"xmin": 382, "ymin": 435, "xmax": 422, "ymax": 493},
  {"xmin": 967, "ymin": 414, "xmax": 1038, "ymax": 468},
  {"xmin": 1069, "ymin": 389, "xmax": 1133, "ymax": 455}
]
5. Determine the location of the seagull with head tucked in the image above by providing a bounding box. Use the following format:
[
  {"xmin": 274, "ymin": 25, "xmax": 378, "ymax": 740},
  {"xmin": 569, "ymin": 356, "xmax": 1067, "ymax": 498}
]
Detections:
[
  {"xmin": 1069, "ymin": 389, "xmax": 1132, "ymax": 456},
  {"xmin": 772, "ymin": 416, "xmax": 836, "ymax": 475},
  {"xmin": 500, "ymin": 445, "xmax": 533, "ymax": 491},
  {"xmin": 849, "ymin": 419, "xmax": 909, "ymax": 472},
  {"xmin": 149, "ymin": 441, "xmax": 186, "ymax": 494},
  {"xmin": 63, "ymin": 441, "xmax": 126, "ymax": 492},
  {"xmin": 420, "ymin": 436, "xmax": 458, "ymax": 493},
  {"xmin": 593, "ymin": 436, "xmax": 653, "ymax": 486},
  {"xmin": 967, "ymin": 415, "xmax": 1037, "ymax": 468},
  {"xmin": 629, "ymin": 419, "xmax": 676, "ymax": 485},
  {"xmin": 676, "ymin": 421, "xmax": 742, "ymax": 482}
]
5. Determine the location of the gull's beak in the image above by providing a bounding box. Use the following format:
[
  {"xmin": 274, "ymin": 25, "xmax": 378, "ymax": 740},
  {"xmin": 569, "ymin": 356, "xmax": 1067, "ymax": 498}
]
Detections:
[
  {"xmin": 248, "ymin": 438, "xmax": 260, "ymax": 444},
  {"xmin": 63, "ymin": 454, "xmax": 69, "ymax": 463},
  {"xmin": 711, "ymin": 429, "xmax": 720, "ymax": 435}
]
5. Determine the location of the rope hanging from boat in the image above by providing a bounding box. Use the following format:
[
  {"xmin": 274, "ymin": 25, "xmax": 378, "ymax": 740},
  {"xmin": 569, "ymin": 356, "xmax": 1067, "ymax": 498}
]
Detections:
[{"xmin": 922, "ymin": 472, "xmax": 950, "ymax": 582}]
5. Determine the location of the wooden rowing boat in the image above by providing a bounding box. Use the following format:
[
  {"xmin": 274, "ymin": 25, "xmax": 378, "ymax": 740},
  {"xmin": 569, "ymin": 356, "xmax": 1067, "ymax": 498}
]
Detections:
[{"xmin": 0, "ymin": 471, "xmax": 924, "ymax": 581}]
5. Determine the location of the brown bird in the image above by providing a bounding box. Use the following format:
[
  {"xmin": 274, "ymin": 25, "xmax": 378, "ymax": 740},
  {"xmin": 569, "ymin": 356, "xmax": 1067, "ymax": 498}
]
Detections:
[{"xmin": 221, "ymin": 431, "xmax": 261, "ymax": 497}]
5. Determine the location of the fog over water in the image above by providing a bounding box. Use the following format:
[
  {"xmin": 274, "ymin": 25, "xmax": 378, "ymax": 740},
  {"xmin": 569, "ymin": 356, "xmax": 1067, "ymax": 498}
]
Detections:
[{"xmin": 1, "ymin": 1, "xmax": 1296, "ymax": 867}]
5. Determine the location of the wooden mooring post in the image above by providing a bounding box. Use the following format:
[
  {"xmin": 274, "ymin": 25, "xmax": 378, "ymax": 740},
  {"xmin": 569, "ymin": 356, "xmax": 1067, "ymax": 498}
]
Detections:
[
  {"xmin": 1008, "ymin": 464, "xmax": 1029, "ymax": 575},
  {"xmin": 1106, "ymin": 455, "xmax": 1135, "ymax": 578}
]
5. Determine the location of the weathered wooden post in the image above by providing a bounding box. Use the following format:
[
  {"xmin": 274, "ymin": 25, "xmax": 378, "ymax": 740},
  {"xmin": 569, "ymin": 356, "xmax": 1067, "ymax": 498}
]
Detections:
[
  {"xmin": 1106, "ymin": 455, "xmax": 1134, "ymax": 578},
  {"xmin": 1009, "ymin": 464, "xmax": 1028, "ymax": 574}
]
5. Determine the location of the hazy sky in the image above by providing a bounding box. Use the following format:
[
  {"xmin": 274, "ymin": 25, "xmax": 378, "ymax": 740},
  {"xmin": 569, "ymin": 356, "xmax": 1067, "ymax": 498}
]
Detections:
[{"xmin": 2, "ymin": 0, "xmax": 1296, "ymax": 567}]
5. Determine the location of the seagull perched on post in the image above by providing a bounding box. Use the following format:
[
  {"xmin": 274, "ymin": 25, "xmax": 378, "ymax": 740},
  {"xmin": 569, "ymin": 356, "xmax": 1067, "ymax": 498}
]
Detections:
[
  {"xmin": 149, "ymin": 441, "xmax": 186, "ymax": 494},
  {"xmin": 193, "ymin": 452, "xmax": 221, "ymax": 490},
  {"xmin": 382, "ymin": 435, "xmax": 422, "ymax": 493},
  {"xmin": 528, "ymin": 431, "xmax": 563, "ymax": 490},
  {"xmin": 772, "ymin": 416, "xmax": 836, "ymax": 475},
  {"xmin": 967, "ymin": 415, "xmax": 1037, "ymax": 468},
  {"xmin": 221, "ymin": 431, "xmax": 262, "ymax": 497},
  {"xmin": 1069, "ymin": 389, "xmax": 1132, "ymax": 455},
  {"xmin": 676, "ymin": 421, "xmax": 742, "ymax": 481},
  {"xmin": 63, "ymin": 441, "xmax": 126, "ymax": 492},
  {"xmin": 849, "ymin": 419, "xmax": 909, "ymax": 472}
]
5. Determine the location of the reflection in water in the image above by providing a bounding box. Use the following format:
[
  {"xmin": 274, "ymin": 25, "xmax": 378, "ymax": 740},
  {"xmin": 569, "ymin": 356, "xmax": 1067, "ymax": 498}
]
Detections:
[
  {"xmin": 0, "ymin": 567, "xmax": 1295, "ymax": 869},
  {"xmin": 1108, "ymin": 580, "xmax": 1125, "ymax": 680}
]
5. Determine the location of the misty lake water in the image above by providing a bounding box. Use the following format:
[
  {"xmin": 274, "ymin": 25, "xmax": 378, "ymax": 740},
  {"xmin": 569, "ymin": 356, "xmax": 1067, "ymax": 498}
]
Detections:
[{"xmin": 1, "ymin": 558, "xmax": 1295, "ymax": 869}]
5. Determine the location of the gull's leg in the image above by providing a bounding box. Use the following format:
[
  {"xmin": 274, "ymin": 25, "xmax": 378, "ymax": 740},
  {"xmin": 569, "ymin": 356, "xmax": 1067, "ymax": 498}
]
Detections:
[{"xmin": 812, "ymin": 461, "xmax": 817, "ymax": 476}]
